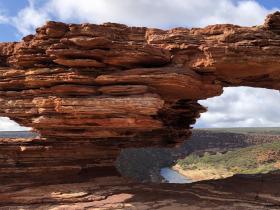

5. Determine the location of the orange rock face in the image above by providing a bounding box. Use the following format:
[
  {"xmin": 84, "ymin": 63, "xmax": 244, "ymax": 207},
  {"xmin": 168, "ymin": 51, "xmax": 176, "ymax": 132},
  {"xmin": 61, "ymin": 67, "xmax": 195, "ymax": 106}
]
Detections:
[{"xmin": 1, "ymin": 12, "xmax": 280, "ymax": 182}]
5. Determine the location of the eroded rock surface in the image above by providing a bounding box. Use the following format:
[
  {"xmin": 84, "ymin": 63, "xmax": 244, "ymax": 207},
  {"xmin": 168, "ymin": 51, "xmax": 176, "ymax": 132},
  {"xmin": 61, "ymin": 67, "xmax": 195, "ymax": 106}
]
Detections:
[
  {"xmin": 1, "ymin": 173, "xmax": 280, "ymax": 210},
  {"xmin": 1, "ymin": 12, "xmax": 280, "ymax": 208}
]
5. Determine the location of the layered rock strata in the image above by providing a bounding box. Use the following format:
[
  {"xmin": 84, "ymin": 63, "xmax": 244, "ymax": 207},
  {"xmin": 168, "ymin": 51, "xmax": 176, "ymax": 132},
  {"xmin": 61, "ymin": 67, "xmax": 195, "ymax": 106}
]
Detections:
[{"xmin": 1, "ymin": 12, "xmax": 280, "ymax": 182}]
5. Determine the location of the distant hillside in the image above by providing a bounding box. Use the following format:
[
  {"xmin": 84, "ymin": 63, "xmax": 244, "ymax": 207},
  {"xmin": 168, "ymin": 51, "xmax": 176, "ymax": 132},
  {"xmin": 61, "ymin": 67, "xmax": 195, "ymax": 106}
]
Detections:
[
  {"xmin": 116, "ymin": 128, "xmax": 280, "ymax": 182},
  {"xmin": 197, "ymin": 127, "xmax": 280, "ymax": 135},
  {"xmin": 176, "ymin": 141, "xmax": 280, "ymax": 182}
]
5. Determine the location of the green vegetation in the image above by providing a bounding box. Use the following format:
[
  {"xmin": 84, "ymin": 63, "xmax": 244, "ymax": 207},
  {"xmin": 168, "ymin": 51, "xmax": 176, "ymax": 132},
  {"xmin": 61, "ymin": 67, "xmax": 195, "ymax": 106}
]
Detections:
[{"xmin": 177, "ymin": 141, "xmax": 280, "ymax": 175}]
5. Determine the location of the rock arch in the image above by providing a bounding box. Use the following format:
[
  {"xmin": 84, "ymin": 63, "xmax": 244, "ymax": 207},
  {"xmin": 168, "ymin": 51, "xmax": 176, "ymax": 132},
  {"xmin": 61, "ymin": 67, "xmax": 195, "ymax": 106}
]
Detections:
[{"xmin": 0, "ymin": 12, "xmax": 280, "ymax": 182}]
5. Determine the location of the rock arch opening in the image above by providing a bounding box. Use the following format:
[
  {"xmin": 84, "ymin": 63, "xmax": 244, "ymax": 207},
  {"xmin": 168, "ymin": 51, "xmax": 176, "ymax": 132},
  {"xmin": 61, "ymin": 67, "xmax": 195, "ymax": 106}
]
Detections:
[
  {"xmin": 0, "ymin": 117, "xmax": 32, "ymax": 131},
  {"xmin": 170, "ymin": 87, "xmax": 280, "ymax": 183},
  {"xmin": 0, "ymin": 117, "xmax": 37, "ymax": 138},
  {"xmin": 117, "ymin": 87, "xmax": 280, "ymax": 183}
]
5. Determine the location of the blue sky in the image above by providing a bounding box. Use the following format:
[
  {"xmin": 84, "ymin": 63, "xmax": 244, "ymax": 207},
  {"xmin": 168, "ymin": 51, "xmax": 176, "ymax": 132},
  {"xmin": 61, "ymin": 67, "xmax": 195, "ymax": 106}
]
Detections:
[
  {"xmin": 0, "ymin": 0, "xmax": 279, "ymax": 41},
  {"xmin": 255, "ymin": 0, "xmax": 279, "ymax": 9},
  {"xmin": 0, "ymin": 0, "xmax": 280, "ymax": 130}
]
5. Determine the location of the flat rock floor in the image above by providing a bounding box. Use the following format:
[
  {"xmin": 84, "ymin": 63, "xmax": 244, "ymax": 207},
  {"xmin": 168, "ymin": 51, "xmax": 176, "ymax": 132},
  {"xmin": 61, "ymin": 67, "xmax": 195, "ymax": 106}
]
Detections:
[{"xmin": 1, "ymin": 173, "xmax": 280, "ymax": 210}]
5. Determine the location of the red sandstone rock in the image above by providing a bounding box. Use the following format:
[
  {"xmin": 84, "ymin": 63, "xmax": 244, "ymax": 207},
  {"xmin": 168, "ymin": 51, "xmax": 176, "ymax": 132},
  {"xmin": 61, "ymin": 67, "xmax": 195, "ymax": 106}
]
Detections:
[{"xmin": 0, "ymin": 12, "xmax": 280, "ymax": 194}]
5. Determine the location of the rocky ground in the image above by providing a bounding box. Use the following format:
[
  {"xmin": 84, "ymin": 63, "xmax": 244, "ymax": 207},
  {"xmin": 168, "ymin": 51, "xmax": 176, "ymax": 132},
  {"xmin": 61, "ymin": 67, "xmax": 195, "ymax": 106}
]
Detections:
[{"xmin": 1, "ymin": 173, "xmax": 280, "ymax": 210}]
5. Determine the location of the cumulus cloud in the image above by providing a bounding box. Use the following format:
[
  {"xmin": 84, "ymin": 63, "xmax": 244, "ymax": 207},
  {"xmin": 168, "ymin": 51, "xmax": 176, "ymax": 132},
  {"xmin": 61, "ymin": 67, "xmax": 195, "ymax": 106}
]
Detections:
[
  {"xmin": 0, "ymin": 117, "xmax": 31, "ymax": 131},
  {"xmin": 195, "ymin": 87, "xmax": 280, "ymax": 128},
  {"xmin": 45, "ymin": 0, "xmax": 271, "ymax": 26},
  {"xmin": 9, "ymin": 0, "xmax": 279, "ymax": 36},
  {"xmin": 11, "ymin": 0, "xmax": 49, "ymax": 36}
]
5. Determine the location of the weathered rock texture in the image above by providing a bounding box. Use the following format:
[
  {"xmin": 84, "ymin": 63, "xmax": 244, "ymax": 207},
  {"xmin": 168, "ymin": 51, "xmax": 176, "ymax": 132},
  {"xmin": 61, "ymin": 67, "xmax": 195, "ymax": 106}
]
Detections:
[
  {"xmin": 1, "ymin": 173, "xmax": 280, "ymax": 209},
  {"xmin": 1, "ymin": 12, "xmax": 280, "ymax": 184}
]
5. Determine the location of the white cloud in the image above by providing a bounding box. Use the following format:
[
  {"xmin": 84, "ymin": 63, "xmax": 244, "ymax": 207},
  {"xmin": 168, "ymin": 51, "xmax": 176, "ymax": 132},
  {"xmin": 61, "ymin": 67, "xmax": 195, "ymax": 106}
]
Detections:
[
  {"xmin": 11, "ymin": 0, "xmax": 49, "ymax": 36},
  {"xmin": 45, "ymin": 0, "xmax": 277, "ymax": 27},
  {"xmin": 0, "ymin": 8, "xmax": 8, "ymax": 24},
  {"xmin": 0, "ymin": 117, "xmax": 31, "ymax": 131},
  {"xmin": 195, "ymin": 87, "xmax": 280, "ymax": 128},
  {"xmin": 0, "ymin": 15, "xmax": 7, "ymax": 23},
  {"xmin": 8, "ymin": 0, "xmax": 279, "ymax": 36}
]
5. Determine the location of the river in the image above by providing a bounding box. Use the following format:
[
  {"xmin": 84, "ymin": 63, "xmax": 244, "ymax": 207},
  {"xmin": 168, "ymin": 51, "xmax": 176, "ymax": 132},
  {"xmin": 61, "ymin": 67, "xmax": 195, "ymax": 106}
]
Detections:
[{"xmin": 160, "ymin": 167, "xmax": 193, "ymax": 183}]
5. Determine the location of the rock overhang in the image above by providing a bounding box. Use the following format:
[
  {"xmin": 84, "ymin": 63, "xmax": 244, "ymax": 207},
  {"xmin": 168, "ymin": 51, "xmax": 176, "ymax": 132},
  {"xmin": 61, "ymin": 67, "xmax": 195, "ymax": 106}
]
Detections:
[{"xmin": 0, "ymin": 12, "xmax": 280, "ymax": 181}]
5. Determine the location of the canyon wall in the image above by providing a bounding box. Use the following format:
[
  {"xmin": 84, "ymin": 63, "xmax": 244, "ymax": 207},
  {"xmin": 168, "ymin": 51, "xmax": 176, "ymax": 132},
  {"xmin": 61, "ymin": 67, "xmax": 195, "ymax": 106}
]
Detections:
[{"xmin": 0, "ymin": 12, "xmax": 280, "ymax": 183}]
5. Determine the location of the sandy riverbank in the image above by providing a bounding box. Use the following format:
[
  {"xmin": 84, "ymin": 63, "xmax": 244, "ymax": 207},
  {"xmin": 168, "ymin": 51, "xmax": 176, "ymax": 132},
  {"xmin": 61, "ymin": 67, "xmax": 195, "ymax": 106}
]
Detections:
[{"xmin": 172, "ymin": 164, "xmax": 234, "ymax": 182}]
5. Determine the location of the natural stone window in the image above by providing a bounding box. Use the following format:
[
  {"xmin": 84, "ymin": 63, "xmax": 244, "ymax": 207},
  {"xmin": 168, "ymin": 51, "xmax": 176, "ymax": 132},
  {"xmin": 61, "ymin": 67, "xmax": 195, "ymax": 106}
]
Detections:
[
  {"xmin": 117, "ymin": 87, "xmax": 280, "ymax": 183},
  {"xmin": 0, "ymin": 117, "xmax": 31, "ymax": 131}
]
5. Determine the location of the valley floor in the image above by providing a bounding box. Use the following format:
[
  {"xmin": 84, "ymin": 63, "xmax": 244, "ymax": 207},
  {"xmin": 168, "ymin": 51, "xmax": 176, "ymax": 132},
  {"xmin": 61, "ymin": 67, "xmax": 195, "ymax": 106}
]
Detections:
[{"xmin": 172, "ymin": 164, "xmax": 234, "ymax": 182}]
